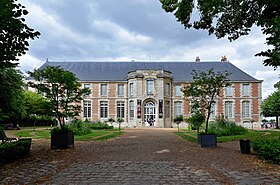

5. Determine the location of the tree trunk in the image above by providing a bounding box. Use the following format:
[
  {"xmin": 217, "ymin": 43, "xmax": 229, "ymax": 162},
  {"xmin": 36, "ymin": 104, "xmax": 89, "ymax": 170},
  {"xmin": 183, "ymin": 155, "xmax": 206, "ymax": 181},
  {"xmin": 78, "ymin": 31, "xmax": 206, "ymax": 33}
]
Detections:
[{"xmin": 276, "ymin": 115, "xmax": 279, "ymax": 129}]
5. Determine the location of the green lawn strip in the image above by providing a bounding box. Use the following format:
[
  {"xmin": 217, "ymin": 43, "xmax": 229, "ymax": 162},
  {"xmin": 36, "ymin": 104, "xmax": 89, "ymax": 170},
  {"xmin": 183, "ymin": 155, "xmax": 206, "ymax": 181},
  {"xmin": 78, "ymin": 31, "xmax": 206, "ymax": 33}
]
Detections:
[
  {"xmin": 15, "ymin": 130, "xmax": 51, "ymax": 139},
  {"xmin": 94, "ymin": 131, "xmax": 123, "ymax": 141},
  {"xmin": 176, "ymin": 132, "xmax": 197, "ymax": 142},
  {"xmin": 75, "ymin": 130, "xmax": 123, "ymax": 141}
]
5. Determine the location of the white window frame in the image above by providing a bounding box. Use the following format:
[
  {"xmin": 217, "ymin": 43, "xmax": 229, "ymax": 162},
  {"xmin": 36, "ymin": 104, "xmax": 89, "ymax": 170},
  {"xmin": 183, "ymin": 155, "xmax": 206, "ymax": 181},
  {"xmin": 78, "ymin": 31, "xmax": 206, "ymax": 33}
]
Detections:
[
  {"xmin": 225, "ymin": 85, "xmax": 233, "ymax": 96},
  {"xmin": 129, "ymin": 100, "xmax": 134, "ymax": 119},
  {"xmin": 242, "ymin": 84, "xmax": 250, "ymax": 96},
  {"xmin": 100, "ymin": 101, "xmax": 108, "ymax": 118},
  {"xmin": 242, "ymin": 101, "xmax": 250, "ymax": 118},
  {"xmin": 100, "ymin": 84, "xmax": 108, "ymax": 96},
  {"xmin": 117, "ymin": 101, "xmax": 125, "ymax": 118},
  {"xmin": 117, "ymin": 84, "xmax": 124, "ymax": 96},
  {"xmin": 129, "ymin": 83, "xmax": 134, "ymax": 97},
  {"xmin": 175, "ymin": 85, "xmax": 182, "ymax": 96},
  {"xmin": 225, "ymin": 101, "xmax": 233, "ymax": 118},
  {"xmin": 174, "ymin": 101, "xmax": 182, "ymax": 117},
  {"xmin": 146, "ymin": 79, "xmax": 155, "ymax": 95},
  {"xmin": 83, "ymin": 100, "xmax": 92, "ymax": 120}
]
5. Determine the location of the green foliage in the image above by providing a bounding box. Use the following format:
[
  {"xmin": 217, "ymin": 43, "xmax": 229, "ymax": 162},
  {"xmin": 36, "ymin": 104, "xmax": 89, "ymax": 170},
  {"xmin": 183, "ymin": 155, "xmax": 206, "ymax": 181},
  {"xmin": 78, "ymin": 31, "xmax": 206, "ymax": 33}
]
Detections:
[
  {"xmin": 187, "ymin": 113, "xmax": 205, "ymax": 130},
  {"xmin": 16, "ymin": 130, "xmax": 50, "ymax": 139},
  {"xmin": 0, "ymin": 0, "xmax": 40, "ymax": 69},
  {"xmin": 252, "ymin": 139, "xmax": 280, "ymax": 164},
  {"xmin": 160, "ymin": 0, "xmax": 280, "ymax": 68},
  {"xmin": 90, "ymin": 122, "xmax": 114, "ymax": 130},
  {"xmin": 66, "ymin": 120, "xmax": 92, "ymax": 136},
  {"xmin": 117, "ymin": 118, "xmax": 124, "ymax": 131},
  {"xmin": 0, "ymin": 139, "xmax": 32, "ymax": 165},
  {"xmin": 208, "ymin": 119, "xmax": 248, "ymax": 137},
  {"xmin": 0, "ymin": 68, "xmax": 25, "ymax": 122},
  {"xmin": 50, "ymin": 126, "xmax": 73, "ymax": 134},
  {"xmin": 28, "ymin": 66, "xmax": 90, "ymax": 127},
  {"xmin": 174, "ymin": 115, "xmax": 183, "ymax": 124},
  {"xmin": 182, "ymin": 69, "xmax": 229, "ymax": 133}
]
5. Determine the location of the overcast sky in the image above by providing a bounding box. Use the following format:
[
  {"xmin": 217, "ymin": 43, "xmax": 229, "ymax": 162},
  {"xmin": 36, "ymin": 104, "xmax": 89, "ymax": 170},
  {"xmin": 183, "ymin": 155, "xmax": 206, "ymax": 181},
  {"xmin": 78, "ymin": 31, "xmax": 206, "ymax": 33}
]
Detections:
[{"xmin": 18, "ymin": 0, "xmax": 279, "ymax": 98}]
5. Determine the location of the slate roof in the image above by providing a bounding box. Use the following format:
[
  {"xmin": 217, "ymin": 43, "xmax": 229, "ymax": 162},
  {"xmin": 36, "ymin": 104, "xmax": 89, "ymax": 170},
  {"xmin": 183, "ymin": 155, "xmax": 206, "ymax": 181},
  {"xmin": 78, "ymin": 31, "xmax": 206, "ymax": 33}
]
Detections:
[{"xmin": 40, "ymin": 61, "xmax": 260, "ymax": 82}]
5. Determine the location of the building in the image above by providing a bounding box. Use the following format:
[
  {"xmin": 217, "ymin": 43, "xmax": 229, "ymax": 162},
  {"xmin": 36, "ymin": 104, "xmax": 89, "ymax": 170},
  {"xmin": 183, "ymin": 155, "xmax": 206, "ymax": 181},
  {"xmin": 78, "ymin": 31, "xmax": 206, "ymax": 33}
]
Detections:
[{"xmin": 40, "ymin": 60, "xmax": 262, "ymax": 128}]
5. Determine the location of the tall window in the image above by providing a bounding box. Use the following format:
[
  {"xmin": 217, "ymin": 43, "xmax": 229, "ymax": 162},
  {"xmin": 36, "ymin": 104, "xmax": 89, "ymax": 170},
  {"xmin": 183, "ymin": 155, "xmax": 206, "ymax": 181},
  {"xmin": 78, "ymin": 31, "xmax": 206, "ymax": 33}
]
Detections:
[
  {"xmin": 129, "ymin": 101, "xmax": 134, "ymax": 119},
  {"xmin": 117, "ymin": 101, "xmax": 125, "ymax": 118},
  {"xmin": 100, "ymin": 101, "xmax": 108, "ymax": 118},
  {"xmin": 146, "ymin": 79, "xmax": 155, "ymax": 95},
  {"xmin": 129, "ymin": 83, "xmax": 134, "ymax": 97},
  {"xmin": 100, "ymin": 84, "xmax": 107, "ymax": 96},
  {"xmin": 83, "ymin": 100, "xmax": 91, "ymax": 119},
  {"xmin": 165, "ymin": 83, "xmax": 170, "ymax": 96},
  {"xmin": 174, "ymin": 101, "xmax": 182, "ymax": 117},
  {"xmin": 225, "ymin": 101, "xmax": 233, "ymax": 118},
  {"xmin": 117, "ymin": 84, "xmax": 124, "ymax": 96},
  {"xmin": 242, "ymin": 101, "xmax": 250, "ymax": 118},
  {"xmin": 165, "ymin": 101, "xmax": 170, "ymax": 117},
  {"xmin": 225, "ymin": 85, "xmax": 233, "ymax": 96},
  {"xmin": 175, "ymin": 85, "xmax": 182, "ymax": 96},
  {"xmin": 242, "ymin": 84, "xmax": 250, "ymax": 96},
  {"xmin": 210, "ymin": 103, "xmax": 216, "ymax": 118},
  {"xmin": 84, "ymin": 84, "xmax": 91, "ymax": 94}
]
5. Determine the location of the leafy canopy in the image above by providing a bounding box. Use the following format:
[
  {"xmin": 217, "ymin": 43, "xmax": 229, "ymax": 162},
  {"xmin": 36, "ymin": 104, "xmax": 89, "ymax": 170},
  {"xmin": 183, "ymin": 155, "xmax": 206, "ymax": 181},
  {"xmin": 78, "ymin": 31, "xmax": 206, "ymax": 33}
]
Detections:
[
  {"xmin": 28, "ymin": 66, "xmax": 90, "ymax": 127},
  {"xmin": 0, "ymin": 0, "xmax": 40, "ymax": 69},
  {"xmin": 182, "ymin": 68, "xmax": 230, "ymax": 133},
  {"xmin": 160, "ymin": 0, "xmax": 280, "ymax": 68}
]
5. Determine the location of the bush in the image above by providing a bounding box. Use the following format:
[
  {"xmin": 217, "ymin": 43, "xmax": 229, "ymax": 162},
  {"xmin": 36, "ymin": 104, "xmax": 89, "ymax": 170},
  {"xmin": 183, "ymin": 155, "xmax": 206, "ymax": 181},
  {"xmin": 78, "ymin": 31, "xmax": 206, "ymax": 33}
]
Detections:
[
  {"xmin": 252, "ymin": 139, "xmax": 280, "ymax": 164},
  {"xmin": 208, "ymin": 116, "xmax": 248, "ymax": 136},
  {"xmin": 0, "ymin": 139, "xmax": 32, "ymax": 165},
  {"xmin": 90, "ymin": 122, "xmax": 114, "ymax": 130},
  {"xmin": 65, "ymin": 120, "xmax": 92, "ymax": 136}
]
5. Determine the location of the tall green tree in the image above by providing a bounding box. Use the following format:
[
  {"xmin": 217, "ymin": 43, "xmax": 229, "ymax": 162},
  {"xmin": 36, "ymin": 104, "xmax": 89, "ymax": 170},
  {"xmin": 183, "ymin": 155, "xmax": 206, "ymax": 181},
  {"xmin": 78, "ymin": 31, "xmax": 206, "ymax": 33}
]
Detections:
[
  {"xmin": 262, "ymin": 84, "xmax": 280, "ymax": 129},
  {"xmin": 28, "ymin": 66, "xmax": 90, "ymax": 127},
  {"xmin": 0, "ymin": 0, "xmax": 40, "ymax": 69},
  {"xmin": 0, "ymin": 68, "xmax": 26, "ymax": 123},
  {"xmin": 160, "ymin": 0, "xmax": 280, "ymax": 68},
  {"xmin": 182, "ymin": 69, "xmax": 230, "ymax": 133}
]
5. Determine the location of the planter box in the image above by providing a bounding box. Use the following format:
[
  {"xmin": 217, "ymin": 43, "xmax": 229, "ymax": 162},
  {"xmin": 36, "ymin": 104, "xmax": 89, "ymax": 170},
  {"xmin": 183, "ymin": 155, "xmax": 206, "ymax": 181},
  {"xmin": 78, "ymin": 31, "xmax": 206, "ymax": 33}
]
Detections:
[
  {"xmin": 198, "ymin": 134, "xmax": 217, "ymax": 147},
  {"xmin": 239, "ymin": 139, "xmax": 251, "ymax": 154},
  {"xmin": 51, "ymin": 131, "xmax": 74, "ymax": 149}
]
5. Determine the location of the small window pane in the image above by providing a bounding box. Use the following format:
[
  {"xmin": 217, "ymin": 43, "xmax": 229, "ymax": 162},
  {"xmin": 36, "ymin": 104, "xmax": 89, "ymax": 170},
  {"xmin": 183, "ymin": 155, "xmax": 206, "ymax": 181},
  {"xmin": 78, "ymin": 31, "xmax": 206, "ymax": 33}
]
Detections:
[
  {"xmin": 175, "ymin": 85, "xmax": 182, "ymax": 96},
  {"xmin": 101, "ymin": 84, "xmax": 107, "ymax": 96},
  {"xmin": 117, "ymin": 101, "xmax": 125, "ymax": 118},
  {"xmin": 117, "ymin": 84, "xmax": 124, "ymax": 96},
  {"xmin": 174, "ymin": 102, "xmax": 182, "ymax": 117},
  {"xmin": 100, "ymin": 101, "xmax": 108, "ymax": 118}
]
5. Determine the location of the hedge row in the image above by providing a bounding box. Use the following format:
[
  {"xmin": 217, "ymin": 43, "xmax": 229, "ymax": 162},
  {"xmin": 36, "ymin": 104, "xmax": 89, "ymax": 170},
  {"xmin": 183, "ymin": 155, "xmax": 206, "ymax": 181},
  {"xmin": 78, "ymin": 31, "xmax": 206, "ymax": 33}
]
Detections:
[
  {"xmin": 0, "ymin": 139, "xmax": 32, "ymax": 165},
  {"xmin": 251, "ymin": 138, "xmax": 280, "ymax": 164}
]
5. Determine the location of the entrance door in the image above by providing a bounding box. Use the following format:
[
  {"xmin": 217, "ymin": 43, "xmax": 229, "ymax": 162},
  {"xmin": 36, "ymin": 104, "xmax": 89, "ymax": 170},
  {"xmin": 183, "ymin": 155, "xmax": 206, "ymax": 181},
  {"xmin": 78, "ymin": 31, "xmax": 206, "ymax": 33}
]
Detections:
[{"xmin": 144, "ymin": 101, "xmax": 156, "ymax": 126}]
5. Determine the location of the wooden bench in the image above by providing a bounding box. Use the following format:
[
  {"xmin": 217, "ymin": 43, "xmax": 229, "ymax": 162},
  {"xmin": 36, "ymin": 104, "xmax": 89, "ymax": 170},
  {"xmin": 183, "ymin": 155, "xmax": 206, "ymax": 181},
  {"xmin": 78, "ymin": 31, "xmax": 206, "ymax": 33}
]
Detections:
[{"xmin": 0, "ymin": 130, "xmax": 17, "ymax": 143}]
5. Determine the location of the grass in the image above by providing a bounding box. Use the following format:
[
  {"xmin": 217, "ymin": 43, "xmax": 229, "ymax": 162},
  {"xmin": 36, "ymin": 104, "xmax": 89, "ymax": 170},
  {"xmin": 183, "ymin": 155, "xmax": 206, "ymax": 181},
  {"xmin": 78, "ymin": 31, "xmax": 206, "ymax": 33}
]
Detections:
[
  {"xmin": 176, "ymin": 130, "xmax": 280, "ymax": 143},
  {"xmin": 13, "ymin": 127, "xmax": 123, "ymax": 141}
]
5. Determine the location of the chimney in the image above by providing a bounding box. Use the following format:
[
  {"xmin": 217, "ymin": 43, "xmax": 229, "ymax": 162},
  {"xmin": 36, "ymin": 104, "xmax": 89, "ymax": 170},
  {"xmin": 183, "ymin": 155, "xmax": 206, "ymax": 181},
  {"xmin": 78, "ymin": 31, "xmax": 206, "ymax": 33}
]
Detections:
[
  {"xmin": 195, "ymin": 56, "xmax": 200, "ymax": 62},
  {"xmin": 221, "ymin": 55, "xmax": 228, "ymax": 62}
]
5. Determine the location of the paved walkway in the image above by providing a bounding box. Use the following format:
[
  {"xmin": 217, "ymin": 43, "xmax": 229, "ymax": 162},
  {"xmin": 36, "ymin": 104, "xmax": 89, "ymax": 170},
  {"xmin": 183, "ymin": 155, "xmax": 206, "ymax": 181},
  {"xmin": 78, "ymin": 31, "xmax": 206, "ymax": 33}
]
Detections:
[{"xmin": 1, "ymin": 128, "xmax": 279, "ymax": 184}]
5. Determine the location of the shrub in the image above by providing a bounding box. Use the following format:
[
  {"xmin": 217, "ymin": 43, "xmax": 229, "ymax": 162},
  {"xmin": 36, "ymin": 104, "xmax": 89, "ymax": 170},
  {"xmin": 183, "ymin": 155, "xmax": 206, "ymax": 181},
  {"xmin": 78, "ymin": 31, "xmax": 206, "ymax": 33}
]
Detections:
[
  {"xmin": 90, "ymin": 122, "xmax": 113, "ymax": 130},
  {"xmin": 66, "ymin": 120, "xmax": 92, "ymax": 136},
  {"xmin": 0, "ymin": 139, "xmax": 32, "ymax": 165},
  {"xmin": 208, "ymin": 116, "xmax": 248, "ymax": 136},
  {"xmin": 252, "ymin": 139, "xmax": 280, "ymax": 164}
]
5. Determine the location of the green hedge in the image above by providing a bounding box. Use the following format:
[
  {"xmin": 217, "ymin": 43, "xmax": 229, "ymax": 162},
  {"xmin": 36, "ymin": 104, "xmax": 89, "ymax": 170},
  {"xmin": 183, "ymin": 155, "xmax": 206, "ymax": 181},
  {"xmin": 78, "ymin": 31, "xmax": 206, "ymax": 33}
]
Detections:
[
  {"xmin": 208, "ymin": 121, "xmax": 248, "ymax": 137},
  {"xmin": 90, "ymin": 122, "xmax": 114, "ymax": 130},
  {"xmin": 0, "ymin": 139, "xmax": 32, "ymax": 165},
  {"xmin": 251, "ymin": 139, "xmax": 280, "ymax": 164}
]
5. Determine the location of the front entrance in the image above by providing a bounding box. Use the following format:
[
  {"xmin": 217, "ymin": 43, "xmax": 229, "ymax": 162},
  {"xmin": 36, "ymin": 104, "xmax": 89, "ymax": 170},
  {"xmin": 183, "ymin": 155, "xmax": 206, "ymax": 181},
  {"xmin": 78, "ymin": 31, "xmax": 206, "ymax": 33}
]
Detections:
[{"xmin": 144, "ymin": 101, "xmax": 156, "ymax": 126}]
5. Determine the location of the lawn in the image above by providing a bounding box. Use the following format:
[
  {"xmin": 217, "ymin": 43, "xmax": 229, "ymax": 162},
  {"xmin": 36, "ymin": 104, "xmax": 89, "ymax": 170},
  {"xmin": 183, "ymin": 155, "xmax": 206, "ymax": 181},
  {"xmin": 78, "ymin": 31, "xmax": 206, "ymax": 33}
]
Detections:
[
  {"xmin": 11, "ymin": 127, "xmax": 123, "ymax": 141},
  {"xmin": 176, "ymin": 130, "xmax": 280, "ymax": 143}
]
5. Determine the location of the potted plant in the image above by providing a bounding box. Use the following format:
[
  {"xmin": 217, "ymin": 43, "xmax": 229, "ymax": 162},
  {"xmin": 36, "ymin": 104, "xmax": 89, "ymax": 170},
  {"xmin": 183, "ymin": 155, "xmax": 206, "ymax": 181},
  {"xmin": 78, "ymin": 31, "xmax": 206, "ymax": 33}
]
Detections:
[
  {"xmin": 174, "ymin": 115, "xmax": 184, "ymax": 132},
  {"xmin": 51, "ymin": 126, "xmax": 74, "ymax": 149},
  {"xmin": 117, "ymin": 117, "xmax": 124, "ymax": 132}
]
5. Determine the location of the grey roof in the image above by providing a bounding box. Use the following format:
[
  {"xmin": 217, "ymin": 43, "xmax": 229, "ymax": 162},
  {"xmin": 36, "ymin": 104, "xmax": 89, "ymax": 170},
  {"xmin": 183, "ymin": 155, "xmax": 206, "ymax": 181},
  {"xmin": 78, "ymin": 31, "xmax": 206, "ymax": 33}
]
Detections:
[{"xmin": 40, "ymin": 61, "xmax": 259, "ymax": 82}]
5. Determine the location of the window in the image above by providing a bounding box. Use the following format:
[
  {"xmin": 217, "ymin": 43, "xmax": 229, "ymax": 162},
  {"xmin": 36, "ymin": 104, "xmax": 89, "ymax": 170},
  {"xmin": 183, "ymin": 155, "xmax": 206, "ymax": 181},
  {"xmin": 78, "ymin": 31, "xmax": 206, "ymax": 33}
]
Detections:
[
  {"xmin": 225, "ymin": 85, "xmax": 233, "ymax": 96},
  {"xmin": 165, "ymin": 101, "xmax": 170, "ymax": 117},
  {"xmin": 146, "ymin": 79, "xmax": 155, "ymax": 95},
  {"xmin": 100, "ymin": 101, "xmax": 108, "ymax": 118},
  {"xmin": 225, "ymin": 101, "xmax": 233, "ymax": 118},
  {"xmin": 210, "ymin": 103, "xmax": 216, "ymax": 118},
  {"xmin": 117, "ymin": 84, "xmax": 124, "ymax": 96},
  {"xmin": 117, "ymin": 101, "xmax": 125, "ymax": 118},
  {"xmin": 175, "ymin": 85, "xmax": 182, "ymax": 96},
  {"xmin": 174, "ymin": 101, "xmax": 182, "ymax": 117},
  {"xmin": 165, "ymin": 83, "xmax": 170, "ymax": 96},
  {"xmin": 129, "ymin": 83, "xmax": 134, "ymax": 97},
  {"xmin": 129, "ymin": 101, "xmax": 134, "ymax": 119},
  {"xmin": 242, "ymin": 101, "xmax": 250, "ymax": 118},
  {"xmin": 100, "ymin": 84, "xmax": 107, "ymax": 96},
  {"xmin": 83, "ymin": 100, "xmax": 91, "ymax": 119},
  {"xmin": 242, "ymin": 84, "xmax": 250, "ymax": 96}
]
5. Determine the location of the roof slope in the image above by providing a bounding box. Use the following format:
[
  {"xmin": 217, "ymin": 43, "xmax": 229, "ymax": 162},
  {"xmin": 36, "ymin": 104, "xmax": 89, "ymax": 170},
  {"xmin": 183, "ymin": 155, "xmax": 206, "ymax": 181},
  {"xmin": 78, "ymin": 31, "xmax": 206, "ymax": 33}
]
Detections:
[{"xmin": 40, "ymin": 61, "xmax": 259, "ymax": 82}]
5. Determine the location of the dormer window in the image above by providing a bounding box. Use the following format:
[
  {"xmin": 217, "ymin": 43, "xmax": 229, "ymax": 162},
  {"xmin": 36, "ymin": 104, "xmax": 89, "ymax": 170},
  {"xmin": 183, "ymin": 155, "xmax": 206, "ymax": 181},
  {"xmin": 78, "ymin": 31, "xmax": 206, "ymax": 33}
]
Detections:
[{"xmin": 146, "ymin": 79, "xmax": 155, "ymax": 95}]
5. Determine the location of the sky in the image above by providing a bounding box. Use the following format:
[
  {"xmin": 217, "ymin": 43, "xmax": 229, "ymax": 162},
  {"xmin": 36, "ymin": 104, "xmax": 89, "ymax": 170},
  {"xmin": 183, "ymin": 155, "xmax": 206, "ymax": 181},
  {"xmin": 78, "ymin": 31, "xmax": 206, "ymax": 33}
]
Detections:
[{"xmin": 18, "ymin": 0, "xmax": 279, "ymax": 99}]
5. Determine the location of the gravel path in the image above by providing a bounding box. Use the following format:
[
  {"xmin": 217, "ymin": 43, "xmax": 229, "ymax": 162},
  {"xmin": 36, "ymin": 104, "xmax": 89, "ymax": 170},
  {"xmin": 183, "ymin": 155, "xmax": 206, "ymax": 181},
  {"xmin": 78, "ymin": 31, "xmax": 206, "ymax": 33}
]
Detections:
[{"xmin": 0, "ymin": 128, "xmax": 279, "ymax": 184}]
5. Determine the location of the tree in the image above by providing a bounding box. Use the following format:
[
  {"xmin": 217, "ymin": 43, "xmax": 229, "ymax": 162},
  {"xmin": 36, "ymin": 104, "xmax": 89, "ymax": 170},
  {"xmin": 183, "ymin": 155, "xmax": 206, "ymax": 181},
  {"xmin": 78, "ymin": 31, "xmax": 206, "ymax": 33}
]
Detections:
[
  {"xmin": 182, "ymin": 69, "xmax": 230, "ymax": 133},
  {"xmin": 0, "ymin": 68, "xmax": 26, "ymax": 124},
  {"xmin": 187, "ymin": 113, "xmax": 205, "ymax": 134},
  {"xmin": 174, "ymin": 115, "xmax": 183, "ymax": 132},
  {"xmin": 0, "ymin": 0, "xmax": 40, "ymax": 69},
  {"xmin": 107, "ymin": 118, "xmax": 115, "ymax": 126},
  {"xmin": 160, "ymin": 0, "xmax": 280, "ymax": 68},
  {"xmin": 28, "ymin": 66, "xmax": 90, "ymax": 128},
  {"xmin": 117, "ymin": 117, "xmax": 124, "ymax": 132},
  {"xmin": 262, "ymin": 87, "xmax": 280, "ymax": 129}
]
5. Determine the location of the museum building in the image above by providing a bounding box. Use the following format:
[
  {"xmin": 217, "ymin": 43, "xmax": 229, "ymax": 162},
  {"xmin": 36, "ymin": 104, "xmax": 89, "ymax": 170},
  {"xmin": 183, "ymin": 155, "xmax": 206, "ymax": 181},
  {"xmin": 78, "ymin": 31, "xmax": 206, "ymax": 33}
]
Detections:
[{"xmin": 40, "ymin": 59, "xmax": 263, "ymax": 128}]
